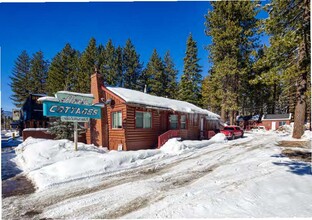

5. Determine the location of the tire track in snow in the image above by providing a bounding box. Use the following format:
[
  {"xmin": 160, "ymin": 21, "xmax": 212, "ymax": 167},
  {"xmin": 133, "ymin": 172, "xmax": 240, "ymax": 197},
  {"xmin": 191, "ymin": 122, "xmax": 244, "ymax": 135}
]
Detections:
[
  {"xmin": 3, "ymin": 134, "xmax": 273, "ymax": 219},
  {"xmin": 87, "ymin": 138, "xmax": 273, "ymax": 219}
]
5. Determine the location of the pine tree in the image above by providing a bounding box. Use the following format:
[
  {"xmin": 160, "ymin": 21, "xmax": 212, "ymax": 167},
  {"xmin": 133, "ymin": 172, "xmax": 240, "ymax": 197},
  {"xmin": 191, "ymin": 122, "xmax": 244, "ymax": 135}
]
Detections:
[
  {"xmin": 9, "ymin": 50, "xmax": 31, "ymax": 107},
  {"xmin": 205, "ymin": 1, "xmax": 259, "ymax": 124},
  {"xmin": 144, "ymin": 49, "xmax": 166, "ymax": 96},
  {"xmin": 251, "ymin": 46, "xmax": 283, "ymax": 115},
  {"xmin": 47, "ymin": 118, "xmax": 85, "ymax": 140},
  {"xmin": 178, "ymin": 34, "xmax": 202, "ymax": 106},
  {"xmin": 164, "ymin": 51, "xmax": 178, "ymax": 99},
  {"xmin": 260, "ymin": 0, "xmax": 310, "ymax": 138},
  {"xmin": 101, "ymin": 39, "xmax": 118, "ymax": 86},
  {"xmin": 123, "ymin": 39, "xmax": 142, "ymax": 90},
  {"xmin": 29, "ymin": 51, "xmax": 48, "ymax": 94},
  {"xmin": 201, "ymin": 69, "xmax": 222, "ymax": 113},
  {"xmin": 97, "ymin": 43, "xmax": 106, "ymax": 75},
  {"xmin": 115, "ymin": 46, "xmax": 123, "ymax": 87},
  {"xmin": 47, "ymin": 43, "xmax": 80, "ymax": 95},
  {"xmin": 78, "ymin": 37, "xmax": 98, "ymax": 93}
]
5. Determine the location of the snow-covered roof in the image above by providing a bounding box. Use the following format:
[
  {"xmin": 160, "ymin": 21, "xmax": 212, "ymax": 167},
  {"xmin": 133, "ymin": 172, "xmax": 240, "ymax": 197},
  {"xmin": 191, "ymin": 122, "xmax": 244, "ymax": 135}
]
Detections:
[
  {"xmin": 56, "ymin": 91, "xmax": 94, "ymax": 98},
  {"xmin": 38, "ymin": 96, "xmax": 59, "ymax": 102},
  {"xmin": 262, "ymin": 113, "xmax": 292, "ymax": 121},
  {"xmin": 31, "ymin": 93, "xmax": 47, "ymax": 97},
  {"xmin": 107, "ymin": 87, "xmax": 220, "ymax": 119}
]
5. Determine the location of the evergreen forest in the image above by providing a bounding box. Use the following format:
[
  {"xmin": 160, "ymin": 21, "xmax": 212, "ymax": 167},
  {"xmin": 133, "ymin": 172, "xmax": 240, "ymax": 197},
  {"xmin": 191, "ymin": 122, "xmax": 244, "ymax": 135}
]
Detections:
[{"xmin": 10, "ymin": 0, "xmax": 310, "ymax": 138}]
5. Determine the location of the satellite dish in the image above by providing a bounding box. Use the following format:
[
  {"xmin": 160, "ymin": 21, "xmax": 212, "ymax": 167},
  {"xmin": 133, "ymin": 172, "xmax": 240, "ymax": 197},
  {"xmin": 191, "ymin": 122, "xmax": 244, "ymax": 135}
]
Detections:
[{"xmin": 105, "ymin": 98, "xmax": 112, "ymax": 105}]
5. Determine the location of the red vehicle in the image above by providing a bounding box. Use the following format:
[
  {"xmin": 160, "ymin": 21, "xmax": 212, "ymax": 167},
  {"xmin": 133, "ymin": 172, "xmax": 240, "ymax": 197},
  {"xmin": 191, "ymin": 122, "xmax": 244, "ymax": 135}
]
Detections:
[{"xmin": 221, "ymin": 126, "xmax": 244, "ymax": 140}]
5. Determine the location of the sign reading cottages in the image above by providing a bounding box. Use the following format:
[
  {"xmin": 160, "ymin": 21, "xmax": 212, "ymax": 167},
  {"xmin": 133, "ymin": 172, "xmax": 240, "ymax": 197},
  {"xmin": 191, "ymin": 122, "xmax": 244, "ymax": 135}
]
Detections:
[
  {"xmin": 40, "ymin": 91, "xmax": 101, "ymax": 120},
  {"xmin": 39, "ymin": 91, "xmax": 102, "ymax": 151}
]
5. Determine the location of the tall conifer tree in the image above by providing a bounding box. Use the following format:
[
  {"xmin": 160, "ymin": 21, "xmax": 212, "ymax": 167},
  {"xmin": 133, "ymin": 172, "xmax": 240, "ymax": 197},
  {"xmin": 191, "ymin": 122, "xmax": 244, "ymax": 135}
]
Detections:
[
  {"xmin": 101, "ymin": 39, "xmax": 118, "ymax": 86},
  {"xmin": 205, "ymin": 1, "xmax": 259, "ymax": 124},
  {"xmin": 144, "ymin": 49, "xmax": 166, "ymax": 96},
  {"xmin": 78, "ymin": 37, "xmax": 97, "ymax": 93},
  {"xmin": 178, "ymin": 34, "xmax": 202, "ymax": 106},
  {"xmin": 123, "ymin": 39, "xmax": 142, "ymax": 90},
  {"xmin": 97, "ymin": 44, "xmax": 106, "ymax": 75},
  {"xmin": 29, "ymin": 51, "xmax": 48, "ymax": 94},
  {"xmin": 9, "ymin": 50, "xmax": 31, "ymax": 107},
  {"xmin": 256, "ymin": 0, "xmax": 310, "ymax": 138},
  {"xmin": 115, "ymin": 46, "xmax": 123, "ymax": 87},
  {"xmin": 47, "ymin": 43, "xmax": 79, "ymax": 94},
  {"xmin": 201, "ymin": 69, "xmax": 222, "ymax": 113},
  {"xmin": 164, "ymin": 51, "xmax": 178, "ymax": 99}
]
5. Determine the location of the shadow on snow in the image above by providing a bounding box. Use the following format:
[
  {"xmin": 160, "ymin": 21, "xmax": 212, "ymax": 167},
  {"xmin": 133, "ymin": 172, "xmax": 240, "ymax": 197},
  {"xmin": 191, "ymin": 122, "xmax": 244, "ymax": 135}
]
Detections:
[{"xmin": 272, "ymin": 160, "xmax": 312, "ymax": 176}]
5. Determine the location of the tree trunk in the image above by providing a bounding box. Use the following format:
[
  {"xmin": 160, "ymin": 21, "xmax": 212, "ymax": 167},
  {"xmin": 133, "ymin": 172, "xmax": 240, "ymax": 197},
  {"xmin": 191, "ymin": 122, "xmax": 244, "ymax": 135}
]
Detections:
[
  {"xmin": 272, "ymin": 82, "xmax": 277, "ymax": 114},
  {"xmin": 292, "ymin": 41, "xmax": 308, "ymax": 138},
  {"xmin": 229, "ymin": 110, "xmax": 234, "ymax": 125},
  {"xmin": 221, "ymin": 106, "xmax": 226, "ymax": 123},
  {"xmin": 293, "ymin": 94, "xmax": 306, "ymax": 138}
]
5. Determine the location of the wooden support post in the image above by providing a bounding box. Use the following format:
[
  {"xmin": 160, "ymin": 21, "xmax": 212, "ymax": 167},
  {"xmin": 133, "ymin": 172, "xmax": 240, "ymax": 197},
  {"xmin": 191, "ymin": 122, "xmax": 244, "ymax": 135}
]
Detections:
[{"xmin": 74, "ymin": 121, "xmax": 78, "ymax": 151}]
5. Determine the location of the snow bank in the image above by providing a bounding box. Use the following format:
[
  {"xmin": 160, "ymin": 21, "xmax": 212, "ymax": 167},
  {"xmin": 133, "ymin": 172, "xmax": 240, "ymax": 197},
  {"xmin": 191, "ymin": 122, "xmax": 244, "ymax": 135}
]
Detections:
[
  {"xmin": 14, "ymin": 137, "xmax": 106, "ymax": 172},
  {"xmin": 14, "ymin": 134, "xmax": 227, "ymax": 190},
  {"xmin": 302, "ymin": 130, "xmax": 312, "ymax": 140},
  {"xmin": 29, "ymin": 149, "xmax": 161, "ymax": 189},
  {"xmin": 14, "ymin": 137, "xmax": 161, "ymax": 190},
  {"xmin": 2, "ymin": 130, "xmax": 19, "ymax": 137},
  {"xmin": 161, "ymin": 133, "xmax": 227, "ymax": 154},
  {"xmin": 277, "ymin": 129, "xmax": 312, "ymax": 141}
]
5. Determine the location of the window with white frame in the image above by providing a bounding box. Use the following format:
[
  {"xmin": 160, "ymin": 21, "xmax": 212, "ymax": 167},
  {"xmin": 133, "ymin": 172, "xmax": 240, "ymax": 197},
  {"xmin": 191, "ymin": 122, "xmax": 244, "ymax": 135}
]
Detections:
[
  {"xmin": 181, "ymin": 115, "xmax": 186, "ymax": 129},
  {"xmin": 169, "ymin": 114, "xmax": 178, "ymax": 129},
  {"xmin": 112, "ymin": 111, "xmax": 122, "ymax": 128},
  {"xmin": 279, "ymin": 121, "xmax": 286, "ymax": 126},
  {"xmin": 136, "ymin": 112, "xmax": 151, "ymax": 128}
]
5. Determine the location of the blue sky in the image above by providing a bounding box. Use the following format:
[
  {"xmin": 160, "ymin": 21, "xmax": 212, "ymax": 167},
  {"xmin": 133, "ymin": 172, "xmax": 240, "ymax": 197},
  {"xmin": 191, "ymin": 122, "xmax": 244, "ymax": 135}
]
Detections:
[{"xmin": 0, "ymin": 2, "xmax": 268, "ymax": 111}]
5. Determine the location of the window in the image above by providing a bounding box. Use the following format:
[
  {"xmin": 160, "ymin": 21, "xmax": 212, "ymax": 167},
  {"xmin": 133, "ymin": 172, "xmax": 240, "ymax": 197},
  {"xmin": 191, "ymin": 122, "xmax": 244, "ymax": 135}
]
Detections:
[
  {"xmin": 136, "ymin": 112, "xmax": 151, "ymax": 128},
  {"xmin": 279, "ymin": 121, "xmax": 286, "ymax": 126},
  {"xmin": 181, "ymin": 115, "xmax": 186, "ymax": 129},
  {"xmin": 169, "ymin": 115, "xmax": 178, "ymax": 129},
  {"xmin": 112, "ymin": 111, "xmax": 122, "ymax": 128},
  {"xmin": 224, "ymin": 127, "xmax": 234, "ymax": 130}
]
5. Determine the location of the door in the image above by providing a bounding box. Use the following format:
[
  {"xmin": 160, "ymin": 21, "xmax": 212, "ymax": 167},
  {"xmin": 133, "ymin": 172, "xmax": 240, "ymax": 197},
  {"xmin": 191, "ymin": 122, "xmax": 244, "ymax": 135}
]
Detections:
[
  {"xmin": 200, "ymin": 118, "xmax": 204, "ymax": 131},
  {"xmin": 200, "ymin": 117, "xmax": 204, "ymax": 138},
  {"xmin": 160, "ymin": 112, "xmax": 167, "ymax": 132},
  {"xmin": 272, "ymin": 122, "xmax": 276, "ymax": 130}
]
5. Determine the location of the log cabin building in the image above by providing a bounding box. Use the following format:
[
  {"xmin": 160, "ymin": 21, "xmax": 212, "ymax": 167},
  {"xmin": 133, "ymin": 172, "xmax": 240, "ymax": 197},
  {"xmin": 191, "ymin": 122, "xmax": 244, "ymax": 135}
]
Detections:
[
  {"xmin": 86, "ymin": 72, "xmax": 221, "ymax": 151},
  {"xmin": 21, "ymin": 94, "xmax": 49, "ymax": 129}
]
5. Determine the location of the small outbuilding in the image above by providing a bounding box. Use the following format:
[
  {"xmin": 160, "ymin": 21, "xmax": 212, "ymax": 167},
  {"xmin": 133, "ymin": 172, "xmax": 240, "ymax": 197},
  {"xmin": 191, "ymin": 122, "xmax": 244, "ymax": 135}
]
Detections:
[
  {"xmin": 261, "ymin": 113, "xmax": 292, "ymax": 130},
  {"xmin": 86, "ymin": 72, "xmax": 221, "ymax": 150}
]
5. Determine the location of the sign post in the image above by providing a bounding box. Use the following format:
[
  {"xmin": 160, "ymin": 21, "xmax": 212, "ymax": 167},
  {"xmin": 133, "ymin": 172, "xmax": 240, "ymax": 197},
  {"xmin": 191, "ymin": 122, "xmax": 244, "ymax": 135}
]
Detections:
[
  {"xmin": 39, "ymin": 91, "xmax": 102, "ymax": 151},
  {"xmin": 74, "ymin": 121, "xmax": 78, "ymax": 151}
]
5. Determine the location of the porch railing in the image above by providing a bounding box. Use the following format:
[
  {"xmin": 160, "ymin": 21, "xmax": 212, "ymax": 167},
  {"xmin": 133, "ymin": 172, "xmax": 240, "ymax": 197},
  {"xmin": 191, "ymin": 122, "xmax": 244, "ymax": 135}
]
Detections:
[
  {"xmin": 158, "ymin": 130, "xmax": 180, "ymax": 148},
  {"xmin": 207, "ymin": 130, "xmax": 216, "ymax": 139}
]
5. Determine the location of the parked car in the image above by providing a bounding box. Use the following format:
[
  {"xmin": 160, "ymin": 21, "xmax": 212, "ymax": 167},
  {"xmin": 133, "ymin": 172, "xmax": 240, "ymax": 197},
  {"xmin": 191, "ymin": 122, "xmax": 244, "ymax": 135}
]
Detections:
[{"xmin": 220, "ymin": 126, "xmax": 244, "ymax": 140}]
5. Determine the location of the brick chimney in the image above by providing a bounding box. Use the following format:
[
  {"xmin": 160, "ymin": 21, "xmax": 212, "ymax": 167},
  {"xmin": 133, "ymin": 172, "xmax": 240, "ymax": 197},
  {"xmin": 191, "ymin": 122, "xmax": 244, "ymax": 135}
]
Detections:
[{"xmin": 87, "ymin": 68, "xmax": 108, "ymax": 147}]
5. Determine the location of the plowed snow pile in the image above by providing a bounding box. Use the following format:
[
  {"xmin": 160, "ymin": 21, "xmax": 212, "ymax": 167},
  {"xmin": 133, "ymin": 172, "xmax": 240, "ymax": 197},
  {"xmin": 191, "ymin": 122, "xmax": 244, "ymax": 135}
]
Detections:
[{"xmin": 13, "ymin": 135, "xmax": 226, "ymax": 190}]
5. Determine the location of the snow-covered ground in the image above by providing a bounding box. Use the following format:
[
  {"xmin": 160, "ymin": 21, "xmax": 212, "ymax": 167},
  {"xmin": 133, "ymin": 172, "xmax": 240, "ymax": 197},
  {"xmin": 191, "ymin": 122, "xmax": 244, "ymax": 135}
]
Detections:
[
  {"xmin": 2, "ymin": 131, "xmax": 312, "ymax": 219},
  {"xmin": 1, "ymin": 129, "xmax": 19, "ymax": 138}
]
